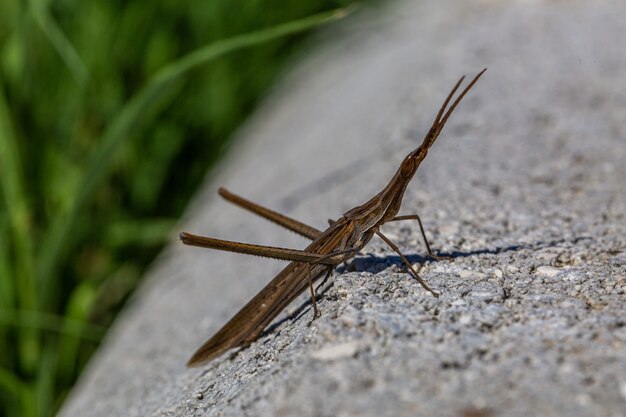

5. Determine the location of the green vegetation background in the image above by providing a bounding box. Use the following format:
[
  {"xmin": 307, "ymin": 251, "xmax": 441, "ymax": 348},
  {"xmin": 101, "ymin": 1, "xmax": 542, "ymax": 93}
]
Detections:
[{"xmin": 0, "ymin": 1, "xmax": 355, "ymax": 416}]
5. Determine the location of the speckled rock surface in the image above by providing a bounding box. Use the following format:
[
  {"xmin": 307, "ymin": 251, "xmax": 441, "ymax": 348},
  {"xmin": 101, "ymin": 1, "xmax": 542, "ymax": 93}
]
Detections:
[{"xmin": 59, "ymin": 1, "xmax": 626, "ymax": 416}]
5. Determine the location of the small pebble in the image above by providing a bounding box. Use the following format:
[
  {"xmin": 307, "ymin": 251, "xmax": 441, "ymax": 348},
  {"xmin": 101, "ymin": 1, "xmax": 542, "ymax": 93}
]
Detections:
[
  {"xmin": 620, "ymin": 381, "xmax": 626, "ymax": 401},
  {"xmin": 459, "ymin": 270, "xmax": 486, "ymax": 279},
  {"xmin": 311, "ymin": 342, "xmax": 358, "ymax": 361},
  {"xmin": 459, "ymin": 270, "xmax": 474, "ymax": 279},
  {"xmin": 535, "ymin": 266, "xmax": 561, "ymax": 277},
  {"xmin": 459, "ymin": 314, "xmax": 472, "ymax": 325}
]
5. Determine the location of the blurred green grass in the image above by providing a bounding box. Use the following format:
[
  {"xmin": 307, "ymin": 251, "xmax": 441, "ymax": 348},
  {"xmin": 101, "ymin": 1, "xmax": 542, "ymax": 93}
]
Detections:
[{"xmin": 0, "ymin": 1, "xmax": 356, "ymax": 416}]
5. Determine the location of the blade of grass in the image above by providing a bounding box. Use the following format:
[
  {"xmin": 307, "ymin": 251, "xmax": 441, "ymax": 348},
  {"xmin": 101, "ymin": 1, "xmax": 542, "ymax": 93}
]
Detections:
[
  {"xmin": 0, "ymin": 310, "xmax": 106, "ymax": 342},
  {"xmin": 0, "ymin": 214, "xmax": 15, "ymax": 310},
  {"xmin": 0, "ymin": 367, "xmax": 23, "ymax": 401},
  {"xmin": 0, "ymin": 368, "xmax": 29, "ymax": 417},
  {"xmin": 0, "ymin": 74, "xmax": 39, "ymax": 371},
  {"xmin": 56, "ymin": 281, "xmax": 97, "ymax": 383},
  {"xmin": 34, "ymin": 345, "xmax": 56, "ymax": 417},
  {"xmin": 37, "ymin": 5, "xmax": 356, "ymax": 309},
  {"xmin": 0, "ymin": 367, "xmax": 37, "ymax": 417},
  {"xmin": 0, "ymin": 74, "xmax": 35, "ymax": 309},
  {"xmin": 0, "ymin": 216, "xmax": 15, "ymax": 365},
  {"xmin": 27, "ymin": 0, "xmax": 89, "ymax": 86},
  {"xmin": 105, "ymin": 218, "xmax": 177, "ymax": 247}
]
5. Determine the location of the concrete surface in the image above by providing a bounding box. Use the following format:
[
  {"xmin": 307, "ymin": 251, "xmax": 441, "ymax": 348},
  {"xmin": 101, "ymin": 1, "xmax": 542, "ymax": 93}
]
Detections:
[{"xmin": 59, "ymin": 1, "xmax": 626, "ymax": 416}]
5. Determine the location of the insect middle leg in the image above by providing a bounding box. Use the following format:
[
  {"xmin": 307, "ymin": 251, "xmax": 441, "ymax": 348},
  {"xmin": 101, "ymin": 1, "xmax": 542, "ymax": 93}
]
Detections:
[
  {"xmin": 306, "ymin": 265, "xmax": 319, "ymax": 321},
  {"xmin": 375, "ymin": 230, "xmax": 440, "ymax": 297},
  {"xmin": 314, "ymin": 267, "xmax": 334, "ymax": 296}
]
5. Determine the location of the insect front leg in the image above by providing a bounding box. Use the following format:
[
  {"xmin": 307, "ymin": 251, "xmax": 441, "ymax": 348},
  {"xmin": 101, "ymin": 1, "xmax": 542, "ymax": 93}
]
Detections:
[{"xmin": 388, "ymin": 214, "xmax": 452, "ymax": 261}]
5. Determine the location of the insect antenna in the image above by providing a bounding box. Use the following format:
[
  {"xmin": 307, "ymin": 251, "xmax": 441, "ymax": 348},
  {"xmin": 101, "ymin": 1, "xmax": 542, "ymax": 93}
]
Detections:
[
  {"xmin": 436, "ymin": 68, "xmax": 487, "ymax": 136},
  {"xmin": 421, "ymin": 68, "xmax": 486, "ymax": 150},
  {"xmin": 433, "ymin": 75, "xmax": 465, "ymax": 128}
]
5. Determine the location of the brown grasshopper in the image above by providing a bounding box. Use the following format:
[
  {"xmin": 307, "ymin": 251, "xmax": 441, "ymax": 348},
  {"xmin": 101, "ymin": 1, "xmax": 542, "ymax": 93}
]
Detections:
[{"xmin": 180, "ymin": 69, "xmax": 486, "ymax": 366}]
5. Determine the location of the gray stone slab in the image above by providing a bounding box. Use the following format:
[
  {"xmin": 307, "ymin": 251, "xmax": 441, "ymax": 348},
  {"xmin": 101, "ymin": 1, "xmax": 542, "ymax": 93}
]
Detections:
[{"xmin": 59, "ymin": 1, "xmax": 626, "ymax": 416}]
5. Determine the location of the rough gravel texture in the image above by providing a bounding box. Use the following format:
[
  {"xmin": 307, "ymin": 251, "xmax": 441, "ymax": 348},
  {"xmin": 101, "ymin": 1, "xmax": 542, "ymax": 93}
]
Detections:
[{"xmin": 59, "ymin": 1, "xmax": 626, "ymax": 416}]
